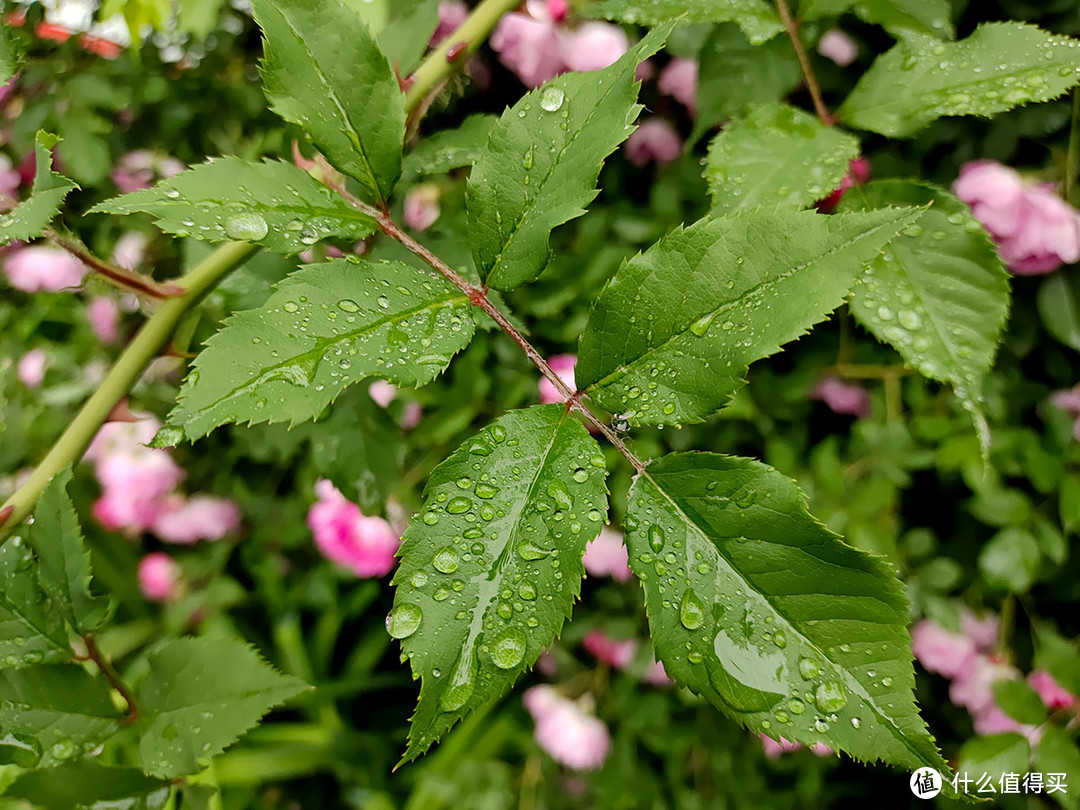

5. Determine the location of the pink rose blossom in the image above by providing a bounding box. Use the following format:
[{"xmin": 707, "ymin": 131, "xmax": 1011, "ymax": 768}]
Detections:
[
  {"xmin": 811, "ymin": 377, "xmax": 871, "ymax": 418},
  {"xmin": 87, "ymin": 297, "xmax": 120, "ymax": 344},
  {"xmin": 950, "ymin": 654, "xmax": 1019, "ymax": 715},
  {"xmin": 1028, "ymin": 670, "xmax": 1077, "ymax": 710},
  {"xmin": 624, "ymin": 119, "xmax": 682, "ymax": 167},
  {"xmin": 491, "ymin": 12, "xmax": 565, "ymax": 89},
  {"xmin": 560, "ymin": 22, "xmax": 628, "ymax": 74},
  {"xmin": 403, "ymin": 184, "xmax": 441, "ymax": 232},
  {"xmin": 111, "ymin": 232, "xmax": 148, "ymax": 271},
  {"xmin": 85, "ymin": 417, "xmax": 160, "ymax": 462},
  {"xmin": 523, "ymin": 685, "xmax": 611, "ymax": 770},
  {"xmin": 641, "ymin": 658, "xmax": 672, "ymax": 686},
  {"xmin": 658, "ymin": 58, "xmax": 698, "ymax": 115},
  {"xmin": 17, "ymin": 348, "xmax": 48, "ymax": 388},
  {"xmin": 138, "ymin": 552, "xmax": 181, "ymax": 602},
  {"xmin": 3, "ymin": 245, "xmax": 87, "ymax": 292},
  {"xmin": 960, "ymin": 609, "xmax": 999, "ymax": 652},
  {"xmin": 539, "ymin": 353, "xmax": 577, "ymax": 404},
  {"xmin": 369, "ymin": 380, "xmax": 398, "ymax": 408},
  {"xmin": 151, "ymin": 494, "xmax": 242, "ymax": 544},
  {"xmin": 817, "ymin": 29, "xmax": 858, "ymax": 66},
  {"xmin": 92, "ymin": 452, "xmax": 185, "ymax": 533},
  {"xmin": 307, "ymin": 479, "xmax": 399, "ymax": 577},
  {"xmin": 111, "ymin": 150, "xmax": 184, "ymax": 194},
  {"xmin": 971, "ymin": 704, "xmax": 1041, "ymax": 743},
  {"xmin": 582, "ymin": 630, "xmax": 637, "ymax": 669},
  {"xmin": 911, "ymin": 619, "xmax": 977, "ymax": 679},
  {"xmin": 431, "ymin": 1, "xmax": 469, "ymax": 46},
  {"xmin": 583, "ymin": 526, "xmax": 633, "ymax": 583}
]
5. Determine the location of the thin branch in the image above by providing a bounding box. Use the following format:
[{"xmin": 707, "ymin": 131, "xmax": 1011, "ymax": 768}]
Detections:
[
  {"xmin": 44, "ymin": 228, "xmax": 183, "ymax": 300},
  {"xmin": 775, "ymin": 0, "xmax": 833, "ymax": 126},
  {"xmin": 82, "ymin": 634, "xmax": 139, "ymax": 725}
]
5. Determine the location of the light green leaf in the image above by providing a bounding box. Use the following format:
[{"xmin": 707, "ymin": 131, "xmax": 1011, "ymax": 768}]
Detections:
[
  {"xmin": 136, "ymin": 637, "xmax": 308, "ymax": 778},
  {"xmin": 0, "ymin": 664, "xmax": 122, "ymax": 767},
  {"xmin": 704, "ymin": 103, "xmax": 860, "ymax": 213},
  {"xmin": 401, "ymin": 115, "xmax": 498, "ymax": 181},
  {"xmin": 6, "ymin": 761, "xmax": 169, "ymax": 810},
  {"xmin": 586, "ymin": 0, "xmax": 782, "ymax": 45},
  {"xmin": 979, "ymin": 527, "xmax": 1040, "ymax": 593},
  {"xmin": 252, "ymin": 0, "xmax": 405, "ymax": 202},
  {"xmin": 992, "ymin": 679, "xmax": 1048, "ymax": 725},
  {"xmin": 1037, "ymin": 727, "xmax": 1080, "ymax": 810},
  {"xmin": 837, "ymin": 181, "xmax": 1010, "ymax": 448},
  {"xmin": 577, "ymin": 207, "xmax": 922, "ymax": 427},
  {"xmin": 626, "ymin": 453, "xmax": 949, "ymax": 773},
  {"xmin": 0, "ymin": 131, "xmax": 78, "ymax": 246},
  {"xmin": 838, "ymin": 23, "xmax": 1080, "ymax": 137},
  {"xmin": 90, "ymin": 158, "xmax": 377, "ymax": 254},
  {"xmin": 957, "ymin": 733, "xmax": 1031, "ymax": 785},
  {"xmin": 26, "ymin": 470, "xmax": 111, "ymax": 635},
  {"xmin": 1034, "ymin": 623, "xmax": 1080, "ymax": 698},
  {"xmin": 0, "ymin": 23, "xmax": 23, "ymax": 83},
  {"xmin": 379, "ymin": 0, "xmax": 440, "ymax": 74},
  {"xmin": 168, "ymin": 258, "xmax": 474, "ymax": 440},
  {"xmin": 802, "ymin": 0, "xmax": 953, "ymax": 39},
  {"xmin": 391, "ymin": 405, "xmax": 608, "ymax": 761},
  {"xmin": 1038, "ymin": 271, "xmax": 1080, "ymax": 352},
  {"xmin": 467, "ymin": 24, "xmax": 671, "ymax": 291}
]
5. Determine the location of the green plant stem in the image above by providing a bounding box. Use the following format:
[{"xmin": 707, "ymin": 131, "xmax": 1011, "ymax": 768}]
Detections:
[
  {"xmin": 83, "ymin": 634, "xmax": 140, "ymax": 725},
  {"xmin": 775, "ymin": 0, "xmax": 833, "ymax": 126},
  {"xmin": 0, "ymin": 241, "xmax": 258, "ymax": 544}
]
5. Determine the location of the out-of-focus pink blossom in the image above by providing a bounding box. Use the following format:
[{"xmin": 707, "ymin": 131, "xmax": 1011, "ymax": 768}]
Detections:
[
  {"xmin": 950, "ymin": 654, "xmax": 1019, "ymax": 716},
  {"xmin": 1050, "ymin": 386, "xmax": 1080, "ymax": 441},
  {"xmin": 583, "ymin": 526, "xmax": 633, "ymax": 583},
  {"xmin": 523, "ymin": 685, "xmax": 611, "ymax": 770},
  {"xmin": 811, "ymin": 377, "xmax": 871, "ymax": 418},
  {"xmin": 970, "ymin": 705, "xmax": 1040, "ymax": 743},
  {"xmin": 17, "ymin": 348, "xmax": 48, "ymax": 387},
  {"xmin": 624, "ymin": 119, "xmax": 682, "ymax": 167},
  {"xmin": 369, "ymin": 380, "xmax": 398, "ymax": 408},
  {"xmin": 1028, "ymin": 670, "xmax": 1077, "ymax": 710},
  {"xmin": 960, "ymin": 609, "xmax": 999, "ymax": 652},
  {"xmin": 3, "ymin": 245, "xmax": 87, "ymax": 292},
  {"xmin": 760, "ymin": 734, "xmax": 833, "ymax": 760},
  {"xmin": 430, "ymin": 1, "xmax": 468, "ymax": 46},
  {"xmin": 539, "ymin": 353, "xmax": 577, "ymax": 404},
  {"xmin": 401, "ymin": 401, "xmax": 423, "ymax": 430},
  {"xmin": 0, "ymin": 154, "xmax": 21, "ymax": 202},
  {"xmin": 111, "ymin": 150, "xmax": 184, "ymax": 194},
  {"xmin": 138, "ymin": 552, "xmax": 181, "ymax": 602},
  {"xmin": 911, "ymin": 619, "xmax": 977, "ymax": 679},
  {"xmin": 152, "ymin": 494, "xmax": 241, "ymax": 544},
  {"xmin": 307, "ymin": 479, "xmax": 399, "ymax": 577},
  {"xmin": 582, "ymin": 630, "xmax": 637, "ymax": 669},
  {"xmin": 491, "ymin": 12, "xmax": 564, "ymax": 89},
  {"xmin": 642, "ymin": 658, "xmax": 672, "ymax": 686},
  {"xmin": 403, "ymin": 184, "xmax": 441, "ymax": 232},
  {"xmin": 560, "ymin": 22, "xmax": 628, "ymax": 73},
  {"xmin": 658, "ymin": 58, "xmax": 698, "ymax": 116},
  {"xmin": 111, "ymin": 232, "xmax": 148, "ymax": 271},
  {"xmin": 92, "ymin": 452, "xmax": 186, "ymax": 533},
  {"xmin": 818, "ymin": 156, "xmax": 871, "ymax": 212},
  {"xmin": 817, "ymin": 29, "xmax": 858, "ymax": 66},
  {"xmin": 87, "ymin": 297, "xmax": 121, "ymax": 344},
  {"xmin": 954, "ymin": 160, "xmax": 1080, "ymax": 275}
]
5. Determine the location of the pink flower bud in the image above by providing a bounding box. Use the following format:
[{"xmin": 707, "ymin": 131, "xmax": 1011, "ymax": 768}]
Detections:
[
  {"xmin": 560, "ymin": 22, "xmax": 629, "ymax": 74},
  {"xmin": 16, "ymin": 348, "xmax": 48, "ymax": 388},
  {"xmin": 138, "ymin": 552, "xmax": 181, "ymax": 602},
  {"xmin": 539, "ymin": 353, "xmax": 577, "ymax": 404},
  {"xmin": 523, "ymin": 686, "xmax": 611, "ymax": 770},
  {"xmin": 582, "ymin": 630, "xmax": 637, "ymax": 669},
  {"xmin": 3, "ymin": 245, "xmax": 87, "ymax": 292},
  {"xmin": 817, "ymin": 29, "xmax": 858, "ymax": 66},
  {"xmin": 369, "ymin": 380, "xmax": 398, "ymax": 408},
  {"xmin": 811, "ymin": 377, "xmax": 871, "ymax": 418},
  {"xmin": 817, "ymin": 156, "xmax": 871, "ymax": 211},
  {"xmin": 87, "ymin": 297, "xmax": 121, "ymax": 344},
  {"xmin": 307, "ymin": 479, "xmax": 399, "ymax": 577},
  {"xmin": 583, "ymin": 526, "xmax": 632, "ymax": 582},
  {"xmin": 658, "ymin": 58, "xmax": 698, "ymax": 116},
  {"xmin": 624, "ymin": 119, "xmax": 682, "ymax": 167},
  {"xmin": 403, "ymin": 184, "xmax": 441, "ymax": 232},
  {"xmin": 1028, "ymin": 670, "xmax": 1077, "ymax": 710},
  {"xmin": 151, "ymin": 494, "xmax": 242, "ymax": 544}
]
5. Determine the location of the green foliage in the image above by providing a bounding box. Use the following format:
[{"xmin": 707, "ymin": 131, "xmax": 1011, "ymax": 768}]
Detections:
[
  {"xmin": 801, "ymin": 0, "xmax": 953, "ymax": 39},
  {"xmin": 391, "ymin": 405, "xmax": 608, "ymax": 760},
  {"xmin": 6, "ymin": 761, "xmax": 169, "ymax": 810},
  {"xmin": 0, "ymin": 23, "xmax": 23, "ymax": 83},
  {"xmin": 587, "ymin": 0, "xmax": 782, "ymax": 45},
  {"xmin": 252, "ymin": 0, "xmax": 405, "ymax": 202},
  {"xmin": 577, "ymin": 207, "xmax": 921, "ymax": 426},
  {"xmin": 0, "ymin": 540, "xmax": 71, "ymax": 669},
  {"xmin": 91, "ymin": 158, "xmax": 377, "ymax": 254},
  {"xmin": 991, "ymin": 678, "xmax": 1048, "ymax": 725},
  {"xmin": 704, "ymin": 103, "xmax": 860, "ymax": 213},
  {"xmin": 167, "ymin": 258, "xmax": 475, "ymax": 440},
  {"xmin": 978, "ymin": 527, "xmax": 1041, "ymax": 592},
  {"xmin": 839, "ymin": 23, "xmax": 1080, "ymax": 137},
  {"xmin": 1038, "ymin": 271, "xmax": 1080, "ymax": 352},
  {"xmin": 134, "ymin": 637, "xmax": 308, "ymax": 778},
  {"xmin": 467, "ymin": 25, "xmax": 670, "ymax": 291},
  {"xmin": 956, "ymin": 733, "xmax": 1031, "ymax": 783},
  {"xmin": 1037, "ymin": 728, "xmax": 1080, "ymax": 810},
  {"xmin": 402, "ymin": 115, "xmax": 497, "ymax": 181},
  {"xmin": 0, "ymin": 131, "xmax": 78, "ymax": 246}
]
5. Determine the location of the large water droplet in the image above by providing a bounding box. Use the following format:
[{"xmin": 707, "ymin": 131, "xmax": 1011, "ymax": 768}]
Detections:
[
  {"xmin": 433, "ymin": 546, "xmax": 459, "ymax": 574},
  {"xmin": 540, "ymin": 86, "xmax": 565, "ymax": 112},
  {"xmin": 815, "ymin": 681, "xmax": 847, "ymax": 713},
  {"xmin": 798, "ymin": 657, "xmax": 820, "ymax": 680},
  {"xmin": 648, "ymin": 525, "xmax": 665, "ymax": 553},
  {"xmin": 680, "ymin": 588, "xmax": 705, "ymax": 630},
  {"xmin": 224, "ymin": 212, "xmax": 268, "ymax": 241},
  {"xmin": 387, "ymin": 603, "xmax": 422, "ymax": 638},
  {"xmin": 491, "ymin": 627, "xmax": 526, "ymax": 669},
  {"xmin": 446, "ymin": 497, "xmax": 472, "ymax": 514}
]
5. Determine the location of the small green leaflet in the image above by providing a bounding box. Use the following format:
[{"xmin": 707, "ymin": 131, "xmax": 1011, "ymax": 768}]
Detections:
[
  {"xmin": 586, "ymin": 0, "xmax": 782, "ymax": 45},
  {"xmin": 801, "ymin": 0, "xmax": 953, "ymax": 39},
  {"xmin": 1038, "ymin": 272, "xmax": 1080, "ymax": 352},
  {"xmin": 837, "ymin": 181, "xmax": 1010, "ymax": 451},
  {"xmin": 626, "ymin": 453, "xmax": 949, "ymax": 774},
  {"xmin": 838, "ymin": 23, "xmax": 1080, "ymax": 138},
  {"xmin": 252, "ymin": 0, "xmax": 405, "ymax": 202},
  {"xmin": 0, "ymin": 664, "xmax": 122, "ymax": 767},
  {"xmin": 378, "ymin": 0, "xmax": 440, "ymax": 75},
  {"xmin": 391, "ymin": 405, "xmax": 608, "ymax": 761},
  {"xmin": 0, "ymin": 22, "xmax": 23, "ymax": 83},
  {"xmin": 135, "ymin": 637, "xmax": 308, "ymax": 778},
  {"xmin": 91, "ymin": 158, "xmax": 377, "ymax": 254},
  {"xmin": 401, "ymin": 115, "xmax": 498, "ymax": 181},
  {"xmin": 466, "ymin": 24, "xmax": 672, "ymax": 291},
  {"xmin": 577, "ymin": 207, "xmax": 922, "ymax": 427},
  {"xmin": 0, "ymin": 131, "xmax": 78, "ymax": 246},
  {"xmin": 167, "ymin": 258, "xmax": 474, "ymax": 440},
  {"xmin": 1036, "ymin": 727, "xmax": 1080, "ymax": 810},
  {"xmin": 0, "ymin": 535, "xmax": 71, "ymax": 669},
  {"xmin": 6, "ymin": 761, "xmax": 169, "ymax": 810},
  {"xmin": 705, "ymin": 103, "xmax": 860, "ymax": 213}
]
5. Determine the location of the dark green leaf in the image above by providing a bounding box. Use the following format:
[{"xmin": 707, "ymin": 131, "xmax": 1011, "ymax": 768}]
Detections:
[
  {"xmin": 0, "ymin": 131, "xmax": 78, "ymax": 246},
  {"xmin": 0, "ymin": 22, "xmax": 23, "ymax": 83},
  {"xmin": 978, "ymin": 527, "xmax": 1041, "ymax": 593},
  {"xmin": 6, "ymin": 761, "xmax": 169, "ymax": 810},
  {"xmin": 391, "ymin": 405, "xmax": 608, "ymax": 761},
  {"xmin": 586, "ymin": 0, "xmax": 782, "ymax": 45},
  {"xmin": 1038, "ymin": 271, "xmax": 1080, "ymax": 352},
  {"xmin": 0, "ymin": 539, "xmax": 71, "ymax": 669},
  {"xmin": 992, "ymin": 679, "xmax": 1048, "ymax": 725},
  {"xmin": 1034, "ymin": 623, "xmax": 1080, "ymax": 698},
  {"xmin": 1036, "ymin": 727, "xmax": 1080, "ymax": 810},
  {"xmin": 379, "ymin": 0, "xmax": 440, "ymax": 74},
  {"xmin": 802, "ymin": 0, "xmax": 953, "ymax": 39},
  {"xmin": 402, "ymin": 115, "xmax": 498, "ymax": 181}
]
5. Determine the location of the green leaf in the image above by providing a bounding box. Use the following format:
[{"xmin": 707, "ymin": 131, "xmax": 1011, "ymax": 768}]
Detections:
[
  {"xmin": 694, "ymin": 24, "xmax": 800, "ymax": 139},
  {"xmin": 26, "ymin": 470, "xmax": 111, "ymax": 634},
  {"xmin": 1062, "ymin": 475, "xmax": 1080, "ymax": 534},
  {"xmin": 135, "ymin": 637, "xmax": 308, "ymax": 778},
  {"xmin": 401, "ymin": 115, "xmax": 498, "ymax": 181},
  {"xmin": 1038, "ymin": 271, "xmax": 1080, "ymax": 353},
  {"xmin": 0, "ymin": 131, "xmax": 78, "ymax": 246},
  {"xmin": 6, "ymin": 761, "xmax": 169, "ymax": 810},
  {"xmin": 167, "ymin": 258, "xmax": 474, "ymax": 441},
  {"xmin": 90, "ymin": 158, "xmax": 377, "ymax": 254},
  {"xmin": 0, "ymin": 539, "xmax": 71, "ymax": 668},
  {"xmin": 838, "ymin": 23, "xmax": 1080, "ymax": 137},
  {"xmin": 625, "ymin": 453, "xmax": 948, "ymax": 773},
  {"xmin": 956, "ymin": 733, "xmax": 1031, "ymax": 787},
  {"xmin": 0, "ymin": 664, "xmax": 122, "ymax": 767},
  {"xmin": 391, "ymin": 405, "xmax": 608, "ymax": 761},
  {"xmin": 466, "ymin": 24, "xmax": 672, "ymax": 291},
  {"xmin": 704, "ymin": 103, "xmax": 860, "ymax": 213},
  {"xmin": 1034, "ymin": 623, "xmax": 1080, "ymax": 697},
  {"xmin": 586, "ymin": 0, "xmax": 782, "ymax": 45},
  {"xmin": 992, "ymin": 679, "xmax": 1048, "ymax": 725},
  {"xmin": 978, "ymin": 527, "xmax": 1041, "ymax": 593},
  {"xmin": 252, "ymin": 0, "xmax": 405, "ymax": 202},
  {"xmin": 577, "ymin": 207, "xmax": 921, "ymax": 427},
  {"xmin": 1037, "ymin": 727, "xmax": 1080, "ymax": 810},
  {"xmin": 378, "ymin": 0, "xmax": 440, "ymax": 75},
  {"xmin": 802, "ymin": 0, "xmax": 953, "ymax": 39},
  {"xmin": 0, "ymin": 22, "xmax": 23, "ymax": 83}
]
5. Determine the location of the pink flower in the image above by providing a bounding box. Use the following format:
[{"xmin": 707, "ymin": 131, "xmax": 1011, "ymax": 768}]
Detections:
[
  {"xmin": 111, "ymin": 232, "xmax": 147, "ymax": 271},
  {"xmin": 582, "ymin": 630, "xmax": 637, "ymax": 669},
  {"xmin": 950, "ymin": 654, "xmax": 1019, "ymax": 715},
  {"xmin": 818, "ymin": 156, "xmax": 871, "ymax": 211},
  {"xmin": 151, "ymin": 494, "xmax": 241, "ymax": 544},
  {"xmin": 92, "ymin": 452, "xmax": 185, "ymax": 532},
  {"xmin": 811, "ymin": 377, "xmax": 871, "ymax": 418},
  {"xmin": 1028, "ymin": 670, "xmax": 1077, "ymax": 711},
  {"xmin": 430, "ymin": 1, "xmax": 468, "ymax": 46},
  {"xmin": 403, "ymin": 184, "xmax": 441, "ymax": 232},
  {"xmin": 760, "ymin": 734, "xmax": 833, "ymax": 759},
  {"xmin": 658, "ymin": 58, "xmax": 698, "ymax": 116},
  {"xmin": 307, "ymin": 479, "xmax": 399, "ymax": 577},
  {"xmin": 954, "ymin": 160, "xmax": 1080, "ymax": 275},
  {"xmin": 971, "ymin": 704, "xmax": 1040, "ymax": 743},
  {"xmin": 111, "ymin": 150, "xmax": 184, "ymax": 194},
  {"xmin": 817, "ymin": 29, "xmax": 858, "ymax": 66},
  {"xmin": 523, "ymin": 685, "xmax": 611, "ymax": 770},
  {"xmin": 3, "ymin": 245, "xmax": 87, "ymax": 292},
  {"xmin": 960, "ymin": 609, "xmax": 999, "ymax": 652},
  {"xmin": 491, "ymin": 12, "xmax": 565, "ymax": 89},
  {"xmin": 401, "ymin": 401, "xmax": 423, "ymax": 430},
  {"xmin": 87, "ymin": 297, "xmax": 120, "ymax": 344},
  {"xmin": 560, "ymin": 22, "xmax": 628, "ymax": 74},
  {"xmin": 1051, "ymin": 385, "xmax": 1080, "ymax": 416},
  {"xmin": 369, "ymin": 380, "xmax": 398, "ymax": 408},
  {"xmin": 911, "ymin": 619, "xmax": 977, "ymax": 679},
  {"xmin": 624, "ymin": 119, "xmax": 682, "ymax": 167},
  {"xmin": 583, "ymin": 527, "xmax": 632, "ymax": 583},
  {"xmin": 138, "ymin": 552, "xmax": 181, "ymax": 602},
  {"xmin": 539, "ymin": 353, "xmax": 577, "ymax": 404},
  {"xmin": 17, "ymin": 348, "xmax": 48, "ymax": 388},
  {"xmin": 85, "ymin": 417, "xmax": 161, "ymax": 463},
  {"xmin": 641, "ymin": 658, "xmax": 672, "ymax": 686}
]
